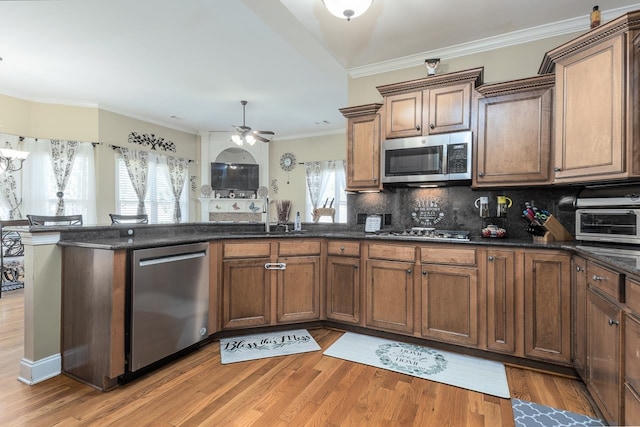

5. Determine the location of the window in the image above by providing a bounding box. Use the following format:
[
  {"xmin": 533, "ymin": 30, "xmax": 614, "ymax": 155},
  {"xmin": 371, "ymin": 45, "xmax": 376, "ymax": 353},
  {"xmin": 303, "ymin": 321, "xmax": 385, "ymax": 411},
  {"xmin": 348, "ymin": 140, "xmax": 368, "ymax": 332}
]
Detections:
[
  {"xmin": 116, "ymin": 153, "xmax": 188, "ymax": 223},
  {"xmin": 305, "ymin": 160, "xmax": 347, "ymax": 223}
]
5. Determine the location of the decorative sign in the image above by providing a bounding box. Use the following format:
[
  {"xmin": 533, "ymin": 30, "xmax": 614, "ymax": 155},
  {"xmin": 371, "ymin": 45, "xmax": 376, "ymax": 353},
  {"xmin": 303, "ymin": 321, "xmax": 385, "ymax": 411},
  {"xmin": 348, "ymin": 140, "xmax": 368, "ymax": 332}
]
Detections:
[
  {"xmin": 411, "ymin": 197, "xmax": 445, "ymax": 226},
  {"xmin": 128, "ymin": 132, "xmax": 176, "ymax": 152}
]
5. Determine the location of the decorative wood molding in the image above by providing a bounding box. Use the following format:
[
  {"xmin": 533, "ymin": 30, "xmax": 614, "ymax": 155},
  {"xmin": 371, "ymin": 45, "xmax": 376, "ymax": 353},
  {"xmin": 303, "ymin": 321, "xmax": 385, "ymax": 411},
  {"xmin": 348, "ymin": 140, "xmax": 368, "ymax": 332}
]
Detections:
[
  {"xmin": 338, "ymin": 103, "xmax": 383, "ymax": 118},
  {"xmin": 127, "ymin": 132, "xmax": 176, "ymax": 152},
  {"xmin": 376, "ymin": 67, "xmax": 484, "ymax": 97},
  {"xmin": 539, "ymin": 10, "xmax": 640, "ymax": 74},
  {"xmin": 476, "ymin": 74, "xmax": 555, "ymax": 97}
]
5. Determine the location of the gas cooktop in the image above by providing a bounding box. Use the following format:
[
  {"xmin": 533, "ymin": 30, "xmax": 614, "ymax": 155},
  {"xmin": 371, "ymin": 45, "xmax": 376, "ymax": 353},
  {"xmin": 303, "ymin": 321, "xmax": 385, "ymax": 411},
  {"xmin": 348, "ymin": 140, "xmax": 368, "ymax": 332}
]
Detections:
[{"xmin": 368, "ymin": 228, "xmax": 470, "ymax": 242}]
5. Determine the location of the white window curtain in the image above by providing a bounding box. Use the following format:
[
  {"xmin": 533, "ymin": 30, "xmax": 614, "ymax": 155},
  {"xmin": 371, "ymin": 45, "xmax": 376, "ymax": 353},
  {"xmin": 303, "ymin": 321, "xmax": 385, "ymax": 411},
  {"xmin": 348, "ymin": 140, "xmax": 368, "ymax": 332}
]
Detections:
[
  {"xmin": 0, "ymin": 133, "xmax": 24, "ymax": 219},
  {"xmin": 22, "ymin": 138, "xmax": 97, "ymax": 223},
  {"xmin": 116, "ymin": 151, "xmax": 189, "ymax": 223},
  {"xmin": 163, "ymin": 156, "xmax": 189, "ymax": 223},
  {"xmin": 49, "ymin": 139, "xmax": 78, "ymax": 215},
  {"xmin": 116, "ymin": 147, "xmax": 149, "ymax": 215},
  {"xmin": 305, "ymin": 160, "xmax": 347, "ymax": 223}
]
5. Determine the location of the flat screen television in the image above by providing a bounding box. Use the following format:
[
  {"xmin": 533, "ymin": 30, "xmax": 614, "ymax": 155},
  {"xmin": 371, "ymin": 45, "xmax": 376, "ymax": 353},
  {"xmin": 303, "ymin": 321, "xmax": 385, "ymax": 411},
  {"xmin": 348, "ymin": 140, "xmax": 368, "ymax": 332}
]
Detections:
[{"xmin": 211, "ymin": 162, "xmax": 259, "ymax": 191}]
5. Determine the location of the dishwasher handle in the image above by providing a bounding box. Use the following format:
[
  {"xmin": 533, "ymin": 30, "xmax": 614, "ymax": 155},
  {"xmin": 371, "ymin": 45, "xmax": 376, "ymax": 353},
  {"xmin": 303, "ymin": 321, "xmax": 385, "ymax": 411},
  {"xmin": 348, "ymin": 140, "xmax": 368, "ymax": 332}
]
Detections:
[
  {"xmin": 139, "ymin": 250, "xmax": 207, "ymax": 267},
  {"xmin": 265, "ymin": 262, "xmax": 286, "ymax": 270}
]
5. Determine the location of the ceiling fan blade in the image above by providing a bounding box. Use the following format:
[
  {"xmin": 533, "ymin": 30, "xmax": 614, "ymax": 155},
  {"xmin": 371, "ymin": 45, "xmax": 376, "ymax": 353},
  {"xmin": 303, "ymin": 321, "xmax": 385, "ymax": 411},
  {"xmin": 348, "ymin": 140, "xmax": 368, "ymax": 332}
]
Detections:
[
  {"xmin": 253, "ymin": 130, "xmax": 275, "ymax": 135},
  {"xmin": 253, "ymin": 134, "xmax": 270, "ymax": 143}
]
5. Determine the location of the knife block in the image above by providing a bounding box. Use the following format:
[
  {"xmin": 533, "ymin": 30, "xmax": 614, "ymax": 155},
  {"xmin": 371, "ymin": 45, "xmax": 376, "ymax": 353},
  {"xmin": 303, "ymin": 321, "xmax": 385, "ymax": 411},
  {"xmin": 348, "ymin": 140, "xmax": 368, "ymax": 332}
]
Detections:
[{"xmin": 532, "ymin": 215, "xmax": 574, "ymax": 243}]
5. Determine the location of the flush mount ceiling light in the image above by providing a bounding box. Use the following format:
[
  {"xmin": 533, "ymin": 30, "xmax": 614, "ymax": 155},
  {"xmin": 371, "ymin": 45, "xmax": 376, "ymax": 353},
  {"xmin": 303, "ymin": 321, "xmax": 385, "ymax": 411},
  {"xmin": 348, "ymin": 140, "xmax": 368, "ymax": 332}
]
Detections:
[{"xmin": 322, "ymin": 0, "xmax": 373, "ymax": 21}]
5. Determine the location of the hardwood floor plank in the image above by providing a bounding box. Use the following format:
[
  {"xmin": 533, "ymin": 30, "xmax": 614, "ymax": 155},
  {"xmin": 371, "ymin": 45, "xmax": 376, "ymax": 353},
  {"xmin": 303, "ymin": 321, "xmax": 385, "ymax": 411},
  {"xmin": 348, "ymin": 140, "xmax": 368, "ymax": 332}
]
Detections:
[{"xmin": 0, "ymin": 292, "xmax": 599, "ymax": 426}]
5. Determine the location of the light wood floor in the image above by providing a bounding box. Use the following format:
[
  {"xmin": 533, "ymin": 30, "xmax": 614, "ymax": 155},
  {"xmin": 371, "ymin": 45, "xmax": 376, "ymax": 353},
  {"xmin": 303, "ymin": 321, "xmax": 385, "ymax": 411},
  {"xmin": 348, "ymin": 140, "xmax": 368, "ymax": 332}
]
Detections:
[{"xmin": 0, "ymin": 289, "xmax": 598, "ymax": 426}]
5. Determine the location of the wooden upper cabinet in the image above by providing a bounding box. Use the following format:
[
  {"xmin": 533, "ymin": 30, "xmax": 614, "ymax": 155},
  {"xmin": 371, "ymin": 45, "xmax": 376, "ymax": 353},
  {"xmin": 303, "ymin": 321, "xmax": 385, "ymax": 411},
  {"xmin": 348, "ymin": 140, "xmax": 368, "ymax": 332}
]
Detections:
[
  {"xmin": 539, "ymin": 11, "xmax": 640, "ymax": 183},
  {"xmin": 474, "ymin": 75, "xmax": 554, "ymax": 187},
  {"xmin": 340, "ymin": 103, "xmax": 383, "ymax": 191},
  {"xmin": 385, "ymin": 91, "xmax": 423, "ymax": 138},
  {"xmin": 378, "ymin": 67, "xmax": 483, "ymax": 140}
]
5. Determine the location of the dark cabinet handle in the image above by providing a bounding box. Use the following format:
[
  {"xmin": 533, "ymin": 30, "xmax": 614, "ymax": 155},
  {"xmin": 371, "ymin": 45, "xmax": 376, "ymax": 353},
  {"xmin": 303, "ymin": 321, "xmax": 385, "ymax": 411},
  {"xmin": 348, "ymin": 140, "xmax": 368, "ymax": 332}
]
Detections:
[
  {"xmin": 576, "ymin": 266, "xmax": 584, "ymax": 272},
  {"xmin": 488, "ymin": 256, "xmax": 494, "ymax": 261},
  {"xmin": 430, "ymin": 124, "xmax": 435, "ymax": 129},
  {"xmin": 554, "ymin": 167, "xmax": 561, "ymax": 172},
  {"xmin": 340, "ymin": 246, "xmax": 345, "ymax": 251},
  {"xmin": 592, "ymin": 274, "xmax": 604, "ymax": 281},
  {"xmin": 407, "ymin": 268, "xmax": 412, "ymax": 274},
  {"xmin": 478, "ymin": 172, "xmax": 485, "ymax": 177},
  {"xmin": 609, "ymin": 318, "xmax": 619, "ymax": 326},
  {"xmin": 422, "ymin": 270, "xmax": 427, "ymax": 275},
  {"xmin": 416, "ymin": 125, "xmax": 421, "ymax": 131}
]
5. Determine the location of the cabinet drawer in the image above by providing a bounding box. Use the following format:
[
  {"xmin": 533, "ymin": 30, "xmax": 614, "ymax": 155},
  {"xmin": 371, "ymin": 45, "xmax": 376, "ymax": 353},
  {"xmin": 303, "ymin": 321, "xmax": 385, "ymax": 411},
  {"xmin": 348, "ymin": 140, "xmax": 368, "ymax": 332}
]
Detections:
[
  {"xmin": 278, "ymin": 240, "xmax": 321, "ymax": 256},
  {"xmin": 420, "ymin": 246, "xmax": 476, "ymax": 266},
  {"xmin": 367, "ymin": 243, "xmax": 415, "ymax": 262},
  {"xmin": 626, "ymin": 277, "xmax": 640, "ymax": 314},
  {"xmin": 626, "ymin": 313, "xmax": 640, "ymax": 392},
  {"xmin": 587, "ymin": 261, "xmax": 622, "ymax": 302},
  {"xmin": 626, "ymin": 383, "xmax": 640, "ymax": 426},
  {"xmin": 223, "ymin": 241, "xmax": 271, "ymax": 258},
  {"xmin": 327, "ymin": 240, "xmax": 360, "ymax": 257}
]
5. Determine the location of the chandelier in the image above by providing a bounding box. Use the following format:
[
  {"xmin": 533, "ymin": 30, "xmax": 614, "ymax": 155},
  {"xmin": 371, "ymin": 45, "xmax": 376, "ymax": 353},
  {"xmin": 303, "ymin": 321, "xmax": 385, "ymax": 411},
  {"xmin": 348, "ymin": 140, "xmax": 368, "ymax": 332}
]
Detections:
[
  {"xmin": 0, "ymin": 147, "xmax": 29, "ymax": 172},
  {"xmin": 322, "ymin": 0, "xmax": 373, "ymax": 21}
]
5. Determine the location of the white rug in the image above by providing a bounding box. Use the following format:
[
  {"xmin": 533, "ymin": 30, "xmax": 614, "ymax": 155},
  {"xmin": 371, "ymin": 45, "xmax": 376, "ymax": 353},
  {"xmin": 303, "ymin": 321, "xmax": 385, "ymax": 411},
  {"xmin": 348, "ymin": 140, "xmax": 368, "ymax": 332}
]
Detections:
[
  {"xmin": 219, "ymin": 329, "xmax": 320, "ymax": 364},
  {"xmin": 324, "ymin": 332, "xmax": 510, "ymax": 398}
]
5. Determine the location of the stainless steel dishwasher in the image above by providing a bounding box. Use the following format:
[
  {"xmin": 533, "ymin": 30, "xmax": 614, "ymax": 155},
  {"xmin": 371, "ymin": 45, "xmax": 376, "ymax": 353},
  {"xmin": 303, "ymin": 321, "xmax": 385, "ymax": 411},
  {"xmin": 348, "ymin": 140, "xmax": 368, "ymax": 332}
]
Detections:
[{"xmin": 130, "ymin": 242, "xmax": 209, "ymax": 372}]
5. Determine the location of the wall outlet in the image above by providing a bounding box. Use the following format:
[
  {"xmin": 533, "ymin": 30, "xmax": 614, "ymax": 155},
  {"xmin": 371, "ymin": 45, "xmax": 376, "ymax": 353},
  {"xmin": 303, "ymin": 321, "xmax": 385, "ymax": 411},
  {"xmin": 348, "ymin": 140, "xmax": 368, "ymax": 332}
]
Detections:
[{"xmin": 357, "ymin": 213, "xmax": 368, "ymax": 224}]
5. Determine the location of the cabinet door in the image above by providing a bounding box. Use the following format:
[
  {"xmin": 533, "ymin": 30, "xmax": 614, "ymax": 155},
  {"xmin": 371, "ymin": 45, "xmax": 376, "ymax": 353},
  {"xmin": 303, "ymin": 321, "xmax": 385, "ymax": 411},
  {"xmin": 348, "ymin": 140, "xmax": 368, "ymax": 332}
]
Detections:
[
  {"xmin": 277, "ymin": 256, "xmax": 320, "ymax": 323},
  {"xmin": 524, "ymin": 252, "xmax": 571, "ymax": 364},
  {"xmin": 421, "ymin": 264, "xmax": 479, "ymax": 346},
  {"xmin": 326, "ymin": 256, "xmax": 360, "ymax": 324},
  {"xmin": 385, "ymin": 92, "xmax": 422, "ymax": 138},
  {"xmin": 486, "ymin": 249, "xmax": 518, "ymax": 354},
  {"xmin": 554, "ymin": 34, "xmax": 625, "ymax": 182},
  {"xmin": 365, "ymin": 259, "xmax": 413, "ymax": 333},
  {"xmin": 587, "ymin": 289, "xmax": 622, "ymax": 425},
  {"xmin": 346, "ymin": 113, "xmax": 382, "ymax": 190},
  {"xmin": 572, "ymin": 256, "xmax": 587, "ymax": 381},
  {"xmin": 426, "ymin": 82, "xmax": 472, "ymax": 134},
  {"xmin": 476, "ymin": 87, "xmax": 552, "ymax": 186},
  {"xmin": 222, "ymin": 258, "xmax": 271, "ymax": 329}
]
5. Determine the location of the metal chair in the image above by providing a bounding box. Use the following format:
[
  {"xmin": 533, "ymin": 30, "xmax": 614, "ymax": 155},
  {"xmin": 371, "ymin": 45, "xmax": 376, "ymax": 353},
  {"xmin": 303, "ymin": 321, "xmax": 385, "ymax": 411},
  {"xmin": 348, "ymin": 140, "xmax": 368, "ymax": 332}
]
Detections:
[
  {"xmin": 0, "ymin": 219, "xmax": 29, "ymax": 297},
  {"xmin": 109, "ymin": 213, "xmax": 149, "ymax": 224},
  {"xmin": 27, "ymin": 214, "xmax": 83, "ymax": 226}
]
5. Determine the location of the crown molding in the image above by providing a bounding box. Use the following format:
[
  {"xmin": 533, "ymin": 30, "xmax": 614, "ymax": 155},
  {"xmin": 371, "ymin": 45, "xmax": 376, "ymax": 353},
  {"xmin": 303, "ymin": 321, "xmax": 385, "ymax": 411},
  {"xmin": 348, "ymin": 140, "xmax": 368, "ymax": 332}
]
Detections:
[{"xmin": 347, "ymin": 4, "xmax": 640, "ymax": 79}]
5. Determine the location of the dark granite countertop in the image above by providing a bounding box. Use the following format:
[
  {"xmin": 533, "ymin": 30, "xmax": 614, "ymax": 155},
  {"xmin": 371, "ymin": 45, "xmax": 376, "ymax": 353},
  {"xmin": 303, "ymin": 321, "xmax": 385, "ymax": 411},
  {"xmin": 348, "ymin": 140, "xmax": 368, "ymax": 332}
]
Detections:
[{"xmin": 21, "ymin": 222, "xmax": 637, "ymax": 277}]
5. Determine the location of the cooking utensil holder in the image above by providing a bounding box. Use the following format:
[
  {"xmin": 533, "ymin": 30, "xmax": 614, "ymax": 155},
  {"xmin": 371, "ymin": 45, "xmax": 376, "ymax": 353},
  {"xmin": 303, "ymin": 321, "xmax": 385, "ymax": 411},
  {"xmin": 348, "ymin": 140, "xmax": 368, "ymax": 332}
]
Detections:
[{"xmin": 532, "ymin": 215, "xmax": 573, "ymax": 243}]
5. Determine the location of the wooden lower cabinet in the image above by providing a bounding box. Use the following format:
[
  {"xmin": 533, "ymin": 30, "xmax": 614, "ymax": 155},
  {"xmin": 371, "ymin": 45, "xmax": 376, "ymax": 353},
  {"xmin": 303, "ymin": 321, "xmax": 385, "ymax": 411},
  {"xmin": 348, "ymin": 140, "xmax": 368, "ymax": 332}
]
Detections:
[
  {"xmin": 485, "ymin": 248, "xmax": 518, "ymax": 354},
  {"xmin": 587, "ymin": 288, "xmax": 623, "ymax": 425},
  {"xmin": 365, "ymin": 259, "xmax": 414, "ymax": 333},
  {"xmin": 326, "ymin": 256, "xmax": 360, "ymax": 324},
  {"xmin": 572, "ymin": 256, "xmax": 588, "ymax": 381},
  {"xmin": 421, "ymin": 264, "xmax": 479, "ymax": 346},
  {"xmin": 523, "ymin": 251, "xmax": 571, "ymax": 364},
  {"xmin": 222, "ymin": 257, "xmax": 271, "ymax": 329},
  {"xmin": 276, "ymin": 256, "xmax": 320, "ymax": 323},
  {"xmin": 626, "ymin": 313, "xmax": 640, "ymax": 425}
]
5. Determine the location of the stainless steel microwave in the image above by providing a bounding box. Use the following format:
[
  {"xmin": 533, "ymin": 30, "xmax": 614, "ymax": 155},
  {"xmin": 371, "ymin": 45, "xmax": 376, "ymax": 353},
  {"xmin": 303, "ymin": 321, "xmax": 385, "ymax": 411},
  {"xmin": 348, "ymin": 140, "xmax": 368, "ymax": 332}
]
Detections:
[
  {"xmin": 381, "ymin": 131, "xmax": 472, "ymax": 186},
  {"xmin": 576, "ymin": 208, "xmax": 640, "ymax": 244}
]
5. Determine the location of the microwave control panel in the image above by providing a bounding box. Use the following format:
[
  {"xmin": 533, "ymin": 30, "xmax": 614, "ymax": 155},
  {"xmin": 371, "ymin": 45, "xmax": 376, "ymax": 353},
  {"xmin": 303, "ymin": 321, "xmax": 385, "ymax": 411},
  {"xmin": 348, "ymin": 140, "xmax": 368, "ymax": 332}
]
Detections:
[{"xmin": 448, "ymin": 143, "xmax": 468, "ymax": 174}]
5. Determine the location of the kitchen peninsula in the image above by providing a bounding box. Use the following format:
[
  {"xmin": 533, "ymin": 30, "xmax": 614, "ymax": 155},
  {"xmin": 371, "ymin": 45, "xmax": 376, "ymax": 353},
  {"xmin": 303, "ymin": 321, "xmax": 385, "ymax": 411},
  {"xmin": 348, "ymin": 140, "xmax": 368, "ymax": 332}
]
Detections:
[{"xmin": 15, "ymin": 220, "xmax": 640, "ymax": 424}]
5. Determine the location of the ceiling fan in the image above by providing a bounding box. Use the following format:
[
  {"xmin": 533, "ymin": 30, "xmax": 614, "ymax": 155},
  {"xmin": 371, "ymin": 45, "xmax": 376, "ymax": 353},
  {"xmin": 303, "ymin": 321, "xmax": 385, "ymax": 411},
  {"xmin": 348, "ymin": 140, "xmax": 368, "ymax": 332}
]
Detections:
[{"xmin": 227, "ymin": 100, "xmax": 275, "ymax": 146}]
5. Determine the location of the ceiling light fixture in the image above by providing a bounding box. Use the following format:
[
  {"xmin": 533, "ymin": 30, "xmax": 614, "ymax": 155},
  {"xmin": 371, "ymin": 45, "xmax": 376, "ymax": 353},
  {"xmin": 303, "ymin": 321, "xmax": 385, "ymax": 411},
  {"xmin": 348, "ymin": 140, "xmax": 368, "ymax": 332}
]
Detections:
[
  {"xmin": 0, "ymin": 147, "xmax": 29, "ymax": 172},
  {"xmin": 231, "ymin": 133, "xmax": 256, "ymax": 146},
  {"xmin": 322, "ymin": 0, "xmax": 373, "ymax": 21}
]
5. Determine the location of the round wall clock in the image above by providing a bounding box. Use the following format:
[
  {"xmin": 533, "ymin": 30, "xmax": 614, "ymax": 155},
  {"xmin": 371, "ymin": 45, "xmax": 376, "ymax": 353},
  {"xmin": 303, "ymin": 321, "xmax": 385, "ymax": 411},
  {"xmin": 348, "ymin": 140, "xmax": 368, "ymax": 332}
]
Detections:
[{"xmin": 280, "ymin": 152, "xmax": 296, "ymax": 171}]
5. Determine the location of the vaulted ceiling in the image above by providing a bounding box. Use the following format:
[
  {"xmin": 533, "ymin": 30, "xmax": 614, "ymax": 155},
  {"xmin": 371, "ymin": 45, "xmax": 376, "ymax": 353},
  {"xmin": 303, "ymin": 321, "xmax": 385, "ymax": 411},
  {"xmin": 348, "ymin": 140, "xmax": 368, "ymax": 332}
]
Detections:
[{"xmin": 1, "ymin": 0, "xmax": 639, "ymax": 140}]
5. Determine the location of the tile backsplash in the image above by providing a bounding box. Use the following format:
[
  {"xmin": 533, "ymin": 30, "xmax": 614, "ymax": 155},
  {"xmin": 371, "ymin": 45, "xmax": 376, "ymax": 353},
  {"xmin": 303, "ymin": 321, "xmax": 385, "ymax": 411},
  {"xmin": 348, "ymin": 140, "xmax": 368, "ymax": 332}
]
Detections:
[{"xmin": 348, "ymin": 186, "xmax": 579, "ymax": 240}]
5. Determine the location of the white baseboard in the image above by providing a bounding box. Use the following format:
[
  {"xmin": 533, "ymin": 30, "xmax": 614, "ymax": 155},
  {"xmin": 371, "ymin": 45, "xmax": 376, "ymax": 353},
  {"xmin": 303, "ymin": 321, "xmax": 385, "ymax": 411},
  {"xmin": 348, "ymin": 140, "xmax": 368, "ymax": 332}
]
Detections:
[{"xmin": 18, "ymin": 354, "xmax": 61, "ymax": 385}]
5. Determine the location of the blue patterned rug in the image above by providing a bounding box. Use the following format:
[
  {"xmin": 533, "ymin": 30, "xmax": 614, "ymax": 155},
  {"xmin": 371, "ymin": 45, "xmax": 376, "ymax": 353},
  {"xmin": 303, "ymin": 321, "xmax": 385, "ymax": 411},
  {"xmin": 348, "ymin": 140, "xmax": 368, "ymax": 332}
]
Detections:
[
  {"xmin": 1, "ymin": 282, "xmax": 24, "ymax": 292},
  {"xmin": 512, "ymin": 398, "xmax": 606, "ymax": 427}
]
